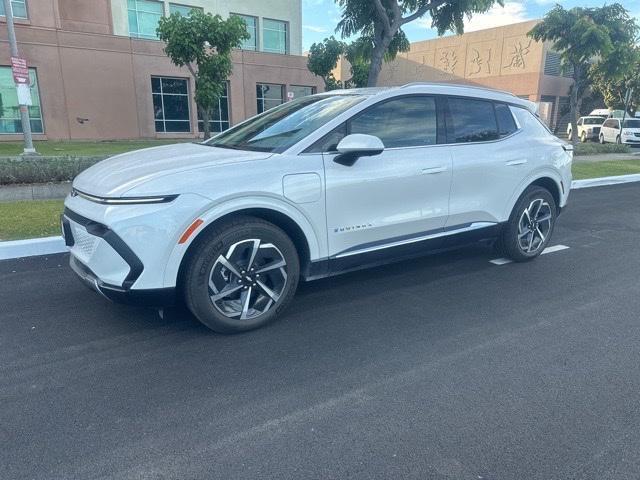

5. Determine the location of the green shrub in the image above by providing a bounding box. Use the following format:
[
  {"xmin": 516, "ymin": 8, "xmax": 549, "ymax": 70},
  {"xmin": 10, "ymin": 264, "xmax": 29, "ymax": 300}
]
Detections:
[
  {"xmin": 574, "ymin": 143, "xmax": 632, "ymax": 156},
  {"xmin": 0, "ymin": 156, "xmax": 105, "ymax": 185}
]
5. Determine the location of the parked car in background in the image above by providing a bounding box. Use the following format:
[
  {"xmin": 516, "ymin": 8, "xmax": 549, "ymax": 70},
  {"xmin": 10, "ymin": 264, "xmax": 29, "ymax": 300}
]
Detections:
[
  {"xmin": 61, "ymin": 84, "xmax": 572, "ymax": 333},
  {"xmin": 567, "ymin": 116, "xmax": 605, "ymax": 142},
  {"xmin": 599, "ymin": 118, "xmax": 640, "ymax": 145}
]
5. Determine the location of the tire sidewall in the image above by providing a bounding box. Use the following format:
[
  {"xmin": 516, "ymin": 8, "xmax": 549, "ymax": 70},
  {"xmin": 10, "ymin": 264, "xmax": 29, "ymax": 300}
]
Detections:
[
  {"xmin": 501, "ymin": 187, "xmax": 557, "ymax": 262},
  {"xmin": 186, "ymin": 220, "xmax": 300, "ymax": 333}
]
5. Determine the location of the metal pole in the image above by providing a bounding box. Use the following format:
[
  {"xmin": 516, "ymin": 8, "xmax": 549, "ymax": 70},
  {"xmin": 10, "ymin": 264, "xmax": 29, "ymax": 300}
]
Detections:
[
  {"xmin": 3, "ymin": 0, "xmax": 36, "ymax": 155},
  {"xmin": 620, "ymin": 87, "xmax": 633, "ymax": 144}
]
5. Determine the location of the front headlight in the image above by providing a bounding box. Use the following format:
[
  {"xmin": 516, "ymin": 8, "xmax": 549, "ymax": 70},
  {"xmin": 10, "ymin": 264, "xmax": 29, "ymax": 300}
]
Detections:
[{"xmin": 71, "ymin": 188, "xmax": 178, "ymax": 205}]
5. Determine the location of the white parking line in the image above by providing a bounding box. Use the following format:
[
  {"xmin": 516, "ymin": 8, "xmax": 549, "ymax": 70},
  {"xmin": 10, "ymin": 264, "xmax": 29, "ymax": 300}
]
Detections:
[{"xmin": 490, "ymin": 244, "xmax": 570, "ymax": 265}]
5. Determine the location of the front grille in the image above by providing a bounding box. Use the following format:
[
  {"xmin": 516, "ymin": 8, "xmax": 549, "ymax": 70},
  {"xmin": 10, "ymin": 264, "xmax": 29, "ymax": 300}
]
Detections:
[{"xmin": 71, "ymin": 224, "xmax": 98, "ymax": 259}]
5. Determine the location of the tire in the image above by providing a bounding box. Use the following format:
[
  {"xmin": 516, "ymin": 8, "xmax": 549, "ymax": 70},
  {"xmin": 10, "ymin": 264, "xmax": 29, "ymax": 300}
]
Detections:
[
  {"xmin": 182, "ymin": 216, "xmax": 300, "ymax": 333},
  {"xmin": 580, "ymin": 131, "xmax": 587, "ymax": 143},
  {"xmin": 499, "ymin": 186, "xmax": 557, "ymax": 262},
  {"xmin": 567, "ymin": 130, "xmax": 572, "ymax": 141},
  {"xmin": 616, "ymin": 136, "xmax": 622, "ymax": 144},
  {"xmin": 599, "ymin": 134, "xmax": 605, "ymax": 144}
]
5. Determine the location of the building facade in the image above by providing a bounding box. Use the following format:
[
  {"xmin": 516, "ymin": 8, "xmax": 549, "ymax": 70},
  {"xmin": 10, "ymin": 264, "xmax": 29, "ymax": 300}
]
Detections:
[
  {"xmin": 365, "ymin": 20, "xmax": 574, "ymax": 133},
  {"xmin": 0, "ymin": 0, "xmax": 323, "ymax": 141}
]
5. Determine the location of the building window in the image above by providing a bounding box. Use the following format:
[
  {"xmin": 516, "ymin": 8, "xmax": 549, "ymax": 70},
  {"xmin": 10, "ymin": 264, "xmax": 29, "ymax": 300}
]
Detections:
[
  {"xmin": 256, "ymin": 83, "xmax": 284, "ymax": 113},
  {"xmin": 198, "ymin": 82, "xmax": 230, "ymax": 133},
  {"xmin": 263, "ymin": 19, "xmax": 287, "ymax": 54},
  {"xmin": 128, "ymin": 0, "xmax": 163, "ymax": 40},
  {"xmin": 0, "ymin": 0, "xmax": 28, "ymax": 19},
  {"xmin": 288, "ymin": 85, "xmax": 315, "ymax": 100},
  {"xmin": 169, "ymin": 3, "xmax": 203, "ymax": 16},
  {"xmin": 0, "ymin": 67, "xmax": 43, "ymax": 134},
  {"xmin": 233, "ymin": 14, "xmax": 258, "ymax": 51},
  {"xmin": 152, "ymin": 77, "xmax": 191, "ymax": 133}
]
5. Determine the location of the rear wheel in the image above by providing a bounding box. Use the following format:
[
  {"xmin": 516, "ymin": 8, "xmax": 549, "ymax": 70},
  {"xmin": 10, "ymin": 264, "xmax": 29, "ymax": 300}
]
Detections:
[
  {"xmin": 499, "ymin": 186, "xmax": 557, "ymax": 262},
  {"xmin": 599, "ymin": 134, "xmax": 605, "ymax": 144},
  {"xmin": 183, "ymin": 216, "xmax": 299, "ymax": 333}
]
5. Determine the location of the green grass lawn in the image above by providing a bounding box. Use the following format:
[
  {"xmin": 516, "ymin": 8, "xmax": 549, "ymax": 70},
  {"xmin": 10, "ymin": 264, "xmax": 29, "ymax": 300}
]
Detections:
[
  {"xmin": 0, "ymin": 139, "xmax": 191, "ymax": 157},
  {"xmin": 1, "ymin": 160, "xmax": 640, "ymax": 242},
  {"xmin": 0, "ymin": 200, "xmax": 64, "ymax": 241},
  {"xmin": 572, "ymin": 159, "xmax": 640, "ymax": 180}
]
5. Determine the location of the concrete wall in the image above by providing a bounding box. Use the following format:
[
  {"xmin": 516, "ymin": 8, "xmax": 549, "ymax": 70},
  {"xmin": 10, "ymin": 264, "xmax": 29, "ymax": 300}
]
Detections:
[
  {"xmin": 109, "ymin": 0, "xmax": 302, "ymax": 55},
  {"xmin": 0, "ymin": 21, "xmax": 322, "ymax": 140}
]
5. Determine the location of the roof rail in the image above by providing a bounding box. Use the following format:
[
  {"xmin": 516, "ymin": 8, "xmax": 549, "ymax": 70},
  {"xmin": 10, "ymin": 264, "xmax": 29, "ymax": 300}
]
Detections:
[{"xmin": 399, "ymin": 82, "xmax": 518, "ymax": 98}]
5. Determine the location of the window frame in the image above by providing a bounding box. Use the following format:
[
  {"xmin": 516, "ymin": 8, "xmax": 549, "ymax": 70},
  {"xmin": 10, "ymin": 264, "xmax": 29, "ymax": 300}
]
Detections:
[
  {"xmin": 0, "ymin": 0, "xmax": 28, "ymax": 19},
  {"xmin": 232, "ymin": 13, "xmax": 259, "ymax": 51},
  {"xmin": 256, "ymin": 82, "xmax": 285, "ymax": 114},
  {"xmin": 0, "ymin": 66, "xmax": 44, "ymax": 135},
  {"xmin": 262, "ymin": 18, "xmax": 288, "ymax": 55},
  {"xmin": 128, "ymin": 0, "xmax": 164, "ymax": 40},
  {"xmin": 168, "ymin": 3, "xmax": 204, "ymax": 16},
  {"xmin": 151, "ymin": 76, "xmax": 192, "ymax": 134}
]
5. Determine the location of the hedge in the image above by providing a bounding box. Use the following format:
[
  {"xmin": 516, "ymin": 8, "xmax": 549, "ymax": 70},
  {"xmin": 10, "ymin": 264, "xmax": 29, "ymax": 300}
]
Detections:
[{"xmin": 0, "ymin": 156, "xmax": 105, "ymax": 185}]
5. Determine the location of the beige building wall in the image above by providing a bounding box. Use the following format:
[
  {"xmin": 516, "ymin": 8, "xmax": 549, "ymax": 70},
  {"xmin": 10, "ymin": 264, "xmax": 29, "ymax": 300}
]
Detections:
[
  {"xmin": 110, "ymin": 0, "xmax": 303, "ymax": 55},
  {"xmin": 0, "ymin": 0, "xmax": 320, "ymax": 140}
]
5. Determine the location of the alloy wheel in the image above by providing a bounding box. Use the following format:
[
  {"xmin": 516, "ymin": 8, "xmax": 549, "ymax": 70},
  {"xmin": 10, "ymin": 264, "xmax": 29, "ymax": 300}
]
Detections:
[
  {"xmin": 208, "ymin": 239, "xmax": 288, "ymax": 320},
  {"xmin": 517, "ymin": 199, "xmax": 553, "ymax": 254}
]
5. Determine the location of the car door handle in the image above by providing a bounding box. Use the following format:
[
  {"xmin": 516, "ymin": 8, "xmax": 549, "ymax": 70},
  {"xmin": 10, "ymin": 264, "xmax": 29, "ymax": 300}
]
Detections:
[
  {"xmin": 421, "ymin": 166, "xmax": 447, "ymax": 174},
  {"xmin": 506, "ymin": 159, "xmax": 528, "ymax": 166}
]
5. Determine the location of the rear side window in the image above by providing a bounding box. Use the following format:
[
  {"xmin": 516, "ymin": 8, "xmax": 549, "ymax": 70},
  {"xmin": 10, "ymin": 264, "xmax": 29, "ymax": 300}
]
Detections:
[
  {"xmin": 349, "ymin": 96, "xmax": 437, "ymax": 149},
  {"xmin": 447, "ymin": 97, "xmax": 499, "ymax": 143},
  {"xmin": 495, "ymin": 103, "xmax": 518, "ymax": 137}
]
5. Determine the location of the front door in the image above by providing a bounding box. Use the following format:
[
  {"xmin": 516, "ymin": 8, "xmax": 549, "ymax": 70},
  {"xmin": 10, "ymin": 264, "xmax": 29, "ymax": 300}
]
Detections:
[{"xmin": 322, "ymin": 95, "xmax": 452, "ymax": 260}]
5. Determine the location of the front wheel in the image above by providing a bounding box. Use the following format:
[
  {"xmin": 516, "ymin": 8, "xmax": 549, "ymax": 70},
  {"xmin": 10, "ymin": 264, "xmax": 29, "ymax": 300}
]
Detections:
[
  {"xmin": 183, "ymin": 216, "xmax": 300, "ymax": 333},
  {"xmin": 580, "ymin": 131, "xmax": 587, "ymax": 143},
  {"xmin": 498, "ymin": 186, "xmax": 557, "ymax": 262},
  {"xmin": 599, "ymin": 134, "xmax": 605, "ymax": 144},
  {"xmin": 616, "ymin": 136, "xmax": 622, "ymax": 144}
]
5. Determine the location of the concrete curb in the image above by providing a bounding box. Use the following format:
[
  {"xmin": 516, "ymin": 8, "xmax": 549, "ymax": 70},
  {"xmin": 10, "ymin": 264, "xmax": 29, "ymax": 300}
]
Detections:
[
  {"xmin": 0, "ymin": 236, "xmax": 67, "ymax": 261},
  {"xmin": 571, "ymin": 173, "xmax": 640, "ymax": 189},
  {"xmin": 0, "ymin": 182, "xmax": 72, "ymax": 202},
  {"xmin": 1, "ymin": 174, "xmax": 640, "ymax": 261}
]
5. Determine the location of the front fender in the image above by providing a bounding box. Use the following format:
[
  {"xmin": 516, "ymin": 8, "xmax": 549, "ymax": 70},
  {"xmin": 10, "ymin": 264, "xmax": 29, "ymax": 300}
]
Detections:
[{"xmin": 162, "ymin": 194, "xmax": 325, "ymax": 288}]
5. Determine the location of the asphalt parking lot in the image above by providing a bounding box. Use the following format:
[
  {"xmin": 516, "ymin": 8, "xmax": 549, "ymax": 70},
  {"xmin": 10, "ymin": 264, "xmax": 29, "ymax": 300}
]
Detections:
[{"xmin": 2, "ymin": 183, "xmax": 640, "ymax": 480}]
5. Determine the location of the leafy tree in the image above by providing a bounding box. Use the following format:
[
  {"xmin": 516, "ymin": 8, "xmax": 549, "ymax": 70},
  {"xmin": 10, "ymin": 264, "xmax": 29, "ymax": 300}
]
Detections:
[
  {"xmin": 157, "ymin": 11, "xmax": 249, "ymax": 139},
  {"xmin": 307, "ymin": 36, "xmax": 345, "ymax": 90},
  {"xmin": 336, "ymin": 0, "xmax": 500, "ymax": 87},
  {"xmin": 529, "ymin": 4, "xmax": 638, "ymax": 144},
  {"xmin": 591, "ymin": 47, "xmax": 640, "ymax": 114},
  {"xmin": 344, "ymin": 33, "xmax": 410, "ymax": 87}
]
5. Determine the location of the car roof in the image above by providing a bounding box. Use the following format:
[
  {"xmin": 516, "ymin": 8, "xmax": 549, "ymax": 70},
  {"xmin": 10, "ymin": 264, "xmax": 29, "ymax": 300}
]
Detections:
[
  {"xmin": 581, "ymin": 116, "xmax": 605, "ymax": 119},
  {"xmin": 316, "ymin": 83, "xmax": 535, "ymax": 112}
]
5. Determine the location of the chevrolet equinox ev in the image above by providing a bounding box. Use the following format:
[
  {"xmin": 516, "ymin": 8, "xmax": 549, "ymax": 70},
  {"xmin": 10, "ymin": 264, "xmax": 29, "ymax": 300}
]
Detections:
[{"xmin": 62, "ymin": 83, "xmax": 573, "ymax": 333}]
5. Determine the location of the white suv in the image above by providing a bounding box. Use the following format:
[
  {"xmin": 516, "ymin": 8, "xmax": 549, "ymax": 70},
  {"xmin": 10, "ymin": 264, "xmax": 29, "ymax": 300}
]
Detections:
[
  {"xmin": 62, "ymin": 84, "xmax": 573, "ymax": 332},
  {"xmin": 599, "ymin": 117, "xmax": 640, "ymax": 145},
  {"xmin": 567, "ymin": 116, "xmax": 605, "ymax": 142}
]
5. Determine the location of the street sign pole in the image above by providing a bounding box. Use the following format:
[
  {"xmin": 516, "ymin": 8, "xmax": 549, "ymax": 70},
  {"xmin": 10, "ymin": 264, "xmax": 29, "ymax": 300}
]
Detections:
[
  {"xmin": 620, "ymin": 87, "xmax": 633, "ymax": 140},
  {"xmin": 3, "ymin": 0, "xmax": 36, "ymax": 155}
]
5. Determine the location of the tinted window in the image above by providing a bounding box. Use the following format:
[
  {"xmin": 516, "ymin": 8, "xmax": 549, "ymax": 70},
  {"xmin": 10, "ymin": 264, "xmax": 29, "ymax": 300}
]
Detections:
[
  {"xmin": 495, "ymin": 103, "xmax": 518, "ymax": 137},
  {"xmin": 448, "ymin": 97, "xmax": 499, "ymax": 143},
  {"xmin": 306, "ymin": 123, "xmax": 347, "ymax": 153},
  {"xmin": 349, "ymin": 96, "xmax": 437, "ymax": 149},
  {"xmin": 603, "ymin": 119, "xmax": 618, "ymax": 128}
]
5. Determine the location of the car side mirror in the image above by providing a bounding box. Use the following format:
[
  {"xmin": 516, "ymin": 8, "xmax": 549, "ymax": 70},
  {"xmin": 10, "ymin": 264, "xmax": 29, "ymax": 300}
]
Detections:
[{"xmin": 334, "ymin": 134, "xmax": 385, "ymax": 166}]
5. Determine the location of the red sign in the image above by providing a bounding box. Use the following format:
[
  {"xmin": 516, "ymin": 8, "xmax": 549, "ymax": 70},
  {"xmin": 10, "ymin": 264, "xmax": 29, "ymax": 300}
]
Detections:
[{"xmin": 11, "ymin": 57, "xmax": 29, "ymax": 84}]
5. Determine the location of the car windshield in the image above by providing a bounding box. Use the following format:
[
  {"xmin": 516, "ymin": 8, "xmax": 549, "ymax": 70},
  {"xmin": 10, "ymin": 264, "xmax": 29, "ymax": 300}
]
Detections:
[
  {"xmin": 584, "ymin": 118, "xmax": 604, "ymax": 125},
  {"xmin": 204, "ymin": 94, "xmax": 366, "ymax": 153},
  {"xmin": 623, "ymin": 119, "xmax": 640, "ymax": 129}
]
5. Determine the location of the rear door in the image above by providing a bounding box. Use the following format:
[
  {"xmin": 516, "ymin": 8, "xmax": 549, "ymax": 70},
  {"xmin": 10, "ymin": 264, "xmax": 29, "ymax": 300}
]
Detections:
[
  {"xmin": 445, "ymin": 97, "xmax": 527, "ymax": 226},
  {"xmin": 321, "ymin": 95, "xmax": 453, "ymax": 259}
]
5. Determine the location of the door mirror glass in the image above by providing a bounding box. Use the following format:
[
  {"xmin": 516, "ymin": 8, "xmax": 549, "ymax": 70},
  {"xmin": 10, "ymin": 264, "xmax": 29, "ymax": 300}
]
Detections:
[{"xmin": 335, "ymin": 134, "xmax": 384, "ymax": 165}]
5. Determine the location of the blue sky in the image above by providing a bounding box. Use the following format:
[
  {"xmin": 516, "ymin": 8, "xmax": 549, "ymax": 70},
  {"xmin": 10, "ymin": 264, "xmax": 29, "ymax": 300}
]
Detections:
[{"xmin": 301, "ymin": 0, "xmax": 640, "ymax": 51}]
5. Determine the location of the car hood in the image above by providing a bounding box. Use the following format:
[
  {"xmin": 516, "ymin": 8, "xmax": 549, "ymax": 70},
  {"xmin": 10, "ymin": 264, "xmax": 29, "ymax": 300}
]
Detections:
[{"xmin": 73, "ymin": 143, "xmax": 272, "ymax": 197}]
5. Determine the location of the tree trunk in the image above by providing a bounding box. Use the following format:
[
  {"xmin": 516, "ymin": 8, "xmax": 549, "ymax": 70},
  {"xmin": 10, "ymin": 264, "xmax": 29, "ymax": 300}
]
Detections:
[
  {"xmin": 367, "ymin": 29, "xmax": 393, "ymax": 87},
  {"xmin": 569, "ymin": 65, "xmax": 580, "ymax": 146},
  {"xmin": 200, "ymin": 105, "xmax": 211, "ymax": 140}
]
